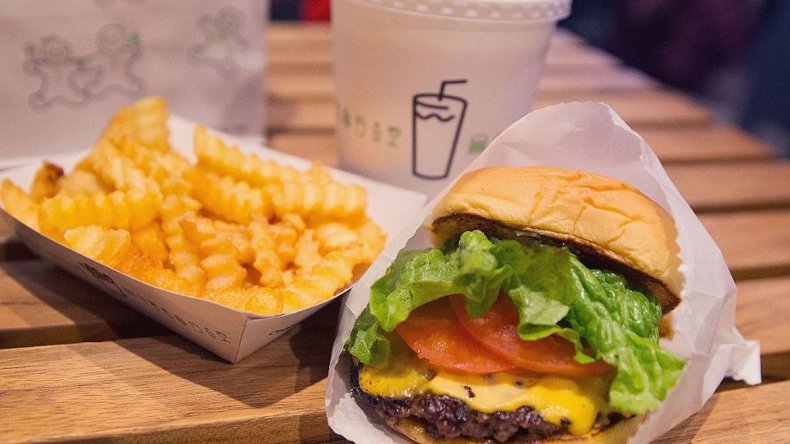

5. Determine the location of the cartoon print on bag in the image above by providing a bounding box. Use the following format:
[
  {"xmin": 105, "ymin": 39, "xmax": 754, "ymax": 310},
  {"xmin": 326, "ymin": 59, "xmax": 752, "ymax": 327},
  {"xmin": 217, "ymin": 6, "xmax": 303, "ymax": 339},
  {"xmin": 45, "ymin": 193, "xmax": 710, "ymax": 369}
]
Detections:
[
  {"xmin": 190, "ymin": 6, "xmax": 250, "ymax": 76},
  {"xmin": 23, "ymin": 25, "xmax": 143, "ymax": 112},
  {"xmin": 23, "ymin": 35, "xmax": 96, "ymax": 110},
  {"xmin": 81, "ymin": 24, "xmax": 142, "ymax": 98}
]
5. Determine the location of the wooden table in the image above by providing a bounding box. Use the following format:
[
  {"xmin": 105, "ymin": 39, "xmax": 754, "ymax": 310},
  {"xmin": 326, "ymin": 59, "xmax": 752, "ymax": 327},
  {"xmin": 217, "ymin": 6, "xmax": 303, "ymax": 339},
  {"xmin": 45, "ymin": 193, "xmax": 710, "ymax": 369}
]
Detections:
[{"xmin": 2, "ymin": 23, "xmax": 789, "ymax": 443}]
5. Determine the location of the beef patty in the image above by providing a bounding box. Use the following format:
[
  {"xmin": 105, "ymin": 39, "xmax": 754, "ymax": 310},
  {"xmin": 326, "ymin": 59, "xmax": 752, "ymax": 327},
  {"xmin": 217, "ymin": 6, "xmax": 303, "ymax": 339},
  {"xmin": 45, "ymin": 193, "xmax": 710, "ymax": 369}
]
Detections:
[{"xmin": 350, "ymin": 362, "xmax": 569, "ymax": 443}]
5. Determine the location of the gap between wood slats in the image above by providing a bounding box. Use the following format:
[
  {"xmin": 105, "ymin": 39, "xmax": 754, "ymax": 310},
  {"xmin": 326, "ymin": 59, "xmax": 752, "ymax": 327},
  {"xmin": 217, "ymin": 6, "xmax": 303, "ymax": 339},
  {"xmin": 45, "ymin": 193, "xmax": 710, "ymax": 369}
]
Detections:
[
  {"xmin": 655, "ymin": 380, "xmax": 790, "ymax": 443},
  {"xmin": 0, "ymin": 302, "xmax": 341, "ymax": 443},
  {"xmin": 666, "ymin": 161, "xmax": 790, "ymax": 213},
  {"xmin": 700, "ymin": 209, "xmax": 790, "ymax": 280},
  {"xmin": 0, "ymin": 261, "xmax": 168, "ymax": 348}
]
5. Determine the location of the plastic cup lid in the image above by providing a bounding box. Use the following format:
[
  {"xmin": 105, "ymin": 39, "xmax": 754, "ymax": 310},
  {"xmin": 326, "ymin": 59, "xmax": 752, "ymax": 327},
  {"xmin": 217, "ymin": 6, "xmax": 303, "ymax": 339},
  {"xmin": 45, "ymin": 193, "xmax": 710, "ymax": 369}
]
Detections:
[{"xmin": 348, "ymin": 0, "xmax": 572, "ymax": 22}]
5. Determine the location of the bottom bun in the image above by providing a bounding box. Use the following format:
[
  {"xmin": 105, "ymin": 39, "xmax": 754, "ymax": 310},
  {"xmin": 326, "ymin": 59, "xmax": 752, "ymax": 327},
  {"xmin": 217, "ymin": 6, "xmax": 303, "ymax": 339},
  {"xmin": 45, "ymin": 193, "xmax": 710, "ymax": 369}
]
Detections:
[{"xmin": 385, "ymin": 415, "xmax": 642, "ymax": 444}]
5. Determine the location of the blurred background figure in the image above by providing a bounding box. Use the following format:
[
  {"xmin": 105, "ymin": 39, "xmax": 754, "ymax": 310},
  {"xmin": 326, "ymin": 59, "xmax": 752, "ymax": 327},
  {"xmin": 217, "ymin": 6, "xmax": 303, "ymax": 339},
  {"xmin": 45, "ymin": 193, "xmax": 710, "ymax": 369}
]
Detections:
[
  {"xmin": 271, "ymin": 0, "xmax": 329, "ymax": 21},
  {"xmin": 562, "ymin": 0, "xmax": 788, "ymax": 157},
  {"xmin": 740, "ymin": 0, "xmax": 790, "ymax": 157}
]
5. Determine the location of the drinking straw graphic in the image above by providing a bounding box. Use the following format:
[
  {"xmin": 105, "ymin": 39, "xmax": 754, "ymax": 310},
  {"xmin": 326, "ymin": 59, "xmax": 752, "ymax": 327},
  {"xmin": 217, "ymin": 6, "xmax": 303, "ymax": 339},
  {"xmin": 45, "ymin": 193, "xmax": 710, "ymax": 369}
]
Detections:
[
  {"xmin": 439, "ymin": 79, "xmax": 467, "ymax": 100},
  {"xmin": 412, "ymin": 79, "xmax": 468, "ymax": 179}
]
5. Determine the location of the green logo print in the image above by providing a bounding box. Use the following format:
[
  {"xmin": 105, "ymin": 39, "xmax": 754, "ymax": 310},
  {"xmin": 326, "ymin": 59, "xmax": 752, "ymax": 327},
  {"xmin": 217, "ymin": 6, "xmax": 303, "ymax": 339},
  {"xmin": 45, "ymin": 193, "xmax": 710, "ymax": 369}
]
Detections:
[{"xmin": 469, "ymin": 133, "xmax": 488, "ymax": 153}]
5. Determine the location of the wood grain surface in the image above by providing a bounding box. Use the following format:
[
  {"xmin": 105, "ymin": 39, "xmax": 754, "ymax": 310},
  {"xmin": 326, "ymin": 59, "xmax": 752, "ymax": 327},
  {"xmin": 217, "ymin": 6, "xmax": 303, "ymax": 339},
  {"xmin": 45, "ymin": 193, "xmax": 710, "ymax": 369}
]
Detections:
[
  {"xmin": 0, "ymin": 302, "xmax": 340, "ymax": 443},
  {"xmin": 0, "ymin": 261, "xmax": 167, "ymax": 348},
  {"xmin": 667, "ymin": 161, "xmax": 790, "ymax": 212},
  {"xmin": 701, "ymin": 210, "xmax": 790, "ymax": 280},
  {"xmin": 266, "ymin": 126, "xmax": 776, "ymax": 167},
  {"xmin": 267, "ymin": 90, "xmax": 712, "ymax": 132},
  {"xmin": 266, "ymin": 65, "xmax": 660, "ymax": 100},
  {"xmin": 656, "ymin": 380, "xmax": 790, "ymax": 443}
]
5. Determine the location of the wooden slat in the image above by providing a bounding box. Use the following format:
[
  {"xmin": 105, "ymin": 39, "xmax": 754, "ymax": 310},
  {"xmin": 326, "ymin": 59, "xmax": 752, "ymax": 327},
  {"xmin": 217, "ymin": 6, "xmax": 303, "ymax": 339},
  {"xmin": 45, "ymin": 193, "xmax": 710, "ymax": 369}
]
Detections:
[
  {"xmin": 266, "ymin": 135, "xmax": 790, "ymax": 216},
  {"xmin": 265, "ymin": 127, "xmax": 775, "ymax": 169},
  {"xmin": 534, "ymin": 90, "xmax": 713, "ymax": 128},
  {"xmin": 266, "ymin": 67, "xmax": 660, "ymax": 101},
  {"xmin": 0, "ymin": 217, "xmax": 12, "ymax": 244},
  {"xmin": 736, "ymin": 276, "xmax": 790, "ymax": 355},
  {"xmin": 667, "ymin": 161, "xmax": 790, "ymax": 212},
  {"xmin": 1, "ymin": 310, "xmax": 786, "ymax": 443},
  {"xmin": 268, "ymin": 131, "xmax": 338, "ymax": 167},
  {"xmin": 266, "ymin": 24, "xmax": 587, "ymax": 50},
  {"xmin": 641, "ymin": 126, "xmax": 776, "ymax": 163},
  {"xmin": 0, "ymin": 302, "xmax": 340, "ymax": 443},
  {"xmin": 0, "ymin": 261, "xmax": 167, "ymax": 348},
  {"xmin": 701, "ymin": 209, "xmax": 790, "ymax": 280},
  {"xmin": 267, "ymin": 23, "xmax": 332, "ymax": 51},
  {"xmin": 538, "ymin": 67, "xmax": 660, "ymax": 95},
  {"xmin": 655, "ymin": 380, "xmax": 790, "ymax": 443},
  {"xmin": 268, "ymin": 90, "xmax": 713, "ymax": 132},
  {"xmin": 544, "ymin": 43, "xmax": 621, "ymax": 69},
  {"xmin": 266, "ymin": 27, "xmax": 617, "ymax": 73},
  {"xmin": 736, "ymin": 276, "xmax": 790, "ymax": 385}
]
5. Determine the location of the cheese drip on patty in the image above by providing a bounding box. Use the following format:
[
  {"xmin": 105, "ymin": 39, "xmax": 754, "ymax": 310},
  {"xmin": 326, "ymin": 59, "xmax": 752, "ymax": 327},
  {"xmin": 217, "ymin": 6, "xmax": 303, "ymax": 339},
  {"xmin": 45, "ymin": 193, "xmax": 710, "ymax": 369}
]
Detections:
[{"xmin": 358, "ymin": 347, "xmax": 613, "ymax": 436}]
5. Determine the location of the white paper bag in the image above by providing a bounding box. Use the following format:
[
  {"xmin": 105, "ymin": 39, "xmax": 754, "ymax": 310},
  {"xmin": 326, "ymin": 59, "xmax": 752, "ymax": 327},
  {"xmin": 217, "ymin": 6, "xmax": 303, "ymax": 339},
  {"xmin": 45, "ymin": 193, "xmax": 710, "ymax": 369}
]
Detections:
[
  {"xmin": 326, "ymin": 102, "xmax": 761, "ymax": 443},
  {"xmin": 0, "ymin": 0, "xmax": 266, "ymax": 168}
]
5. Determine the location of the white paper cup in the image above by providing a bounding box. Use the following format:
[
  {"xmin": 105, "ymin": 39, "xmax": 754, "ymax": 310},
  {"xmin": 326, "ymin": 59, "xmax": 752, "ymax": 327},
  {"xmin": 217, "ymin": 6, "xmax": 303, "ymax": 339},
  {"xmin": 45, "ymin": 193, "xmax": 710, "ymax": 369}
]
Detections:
[{"xmin": 332, "ymin": 0, "xmax": 572, "ymax": 197}]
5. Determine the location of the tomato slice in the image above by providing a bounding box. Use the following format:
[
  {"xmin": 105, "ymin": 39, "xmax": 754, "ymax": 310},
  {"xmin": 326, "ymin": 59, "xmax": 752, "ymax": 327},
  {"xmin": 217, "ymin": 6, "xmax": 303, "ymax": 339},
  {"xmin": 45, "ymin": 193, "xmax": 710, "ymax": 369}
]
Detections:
[
  {"xmin": 395, "ymin": 299, "xmax": 516, "ymax": 374},
  {"xmin": 450, "ymin": 295, "xmax": 613, "ymax": 377}
]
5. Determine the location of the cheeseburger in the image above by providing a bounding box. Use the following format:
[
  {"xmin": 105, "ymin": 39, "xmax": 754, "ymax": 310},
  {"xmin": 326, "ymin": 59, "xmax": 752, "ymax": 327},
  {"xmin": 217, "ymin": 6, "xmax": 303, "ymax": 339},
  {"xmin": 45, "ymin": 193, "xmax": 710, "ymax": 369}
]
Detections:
[{"xmin": 345, "ymin": 166, "xmax": 687, "ymax": 443}]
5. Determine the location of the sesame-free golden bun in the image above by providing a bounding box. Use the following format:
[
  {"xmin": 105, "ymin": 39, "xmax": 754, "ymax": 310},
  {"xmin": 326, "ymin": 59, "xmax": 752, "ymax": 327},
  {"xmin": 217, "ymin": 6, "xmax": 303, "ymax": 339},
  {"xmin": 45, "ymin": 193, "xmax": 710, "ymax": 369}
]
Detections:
[{"xmin": 428, "ymin": 166, "xmax": 683, "ymax": 313}]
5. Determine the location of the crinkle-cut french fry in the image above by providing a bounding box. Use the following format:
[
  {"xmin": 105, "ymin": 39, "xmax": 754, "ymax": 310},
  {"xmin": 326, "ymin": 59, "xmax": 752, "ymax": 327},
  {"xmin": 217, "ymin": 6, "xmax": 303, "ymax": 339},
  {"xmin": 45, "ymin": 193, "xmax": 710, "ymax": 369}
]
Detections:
[
  {"xmin": 64, "ymin": 225, "xmax": 195, "ymax": 295},
  {"xmin": 313, "ymin": 222, "xmax": 361, "ymax": 254},
  {"xmin": 214, "ymin": 220, "xmax": 254, "ymax": 264},
  {"xmin": 281, "ymin": 250, "xmax": 359, "ymax": 313},
  {"xmin": 180, "ymin": 214, "xmax": 247, "ymax": 291},
  {"xmin": 161, "ymin": 195, "xmax": 205, "ymax": 286},
  {"xmin": 186, "ymin": 167, "xmax": 271, "ymax": 224},
  {"xmin": 3, "ymin": 96, "xmax": 386, "ymax": 316},
  {"xmin": 194, "ymin": 125, "xmax": 367, "ymax": 219},
  {"xmin": 112, "ymin": 134, "xmax": 191, "ymax": 187},
  {"xmin": 293, "ymin": 229, "xmax": 321, "ymax": 273},
  {"xmin": 38, "ymin": 189, "xmax": 161, "ymax": 237},
  {"xmin": 265, "ymin": 179, "xmax": 367, "ymax": 220},
  {"xmin": 1, "ymin": 179, "xmax": 39, "ymax": 230},
  {"xmin": 204, "ymin": 287, "xmax": 283, "ymax": 315},
  {"xmin": 57, "ymin": 169, "xmax": 111, "ymax": 196},
  {"xmin": 63, "ymin": 225, "xmax": 131, "ymax": 266},
  {"xmin": 131, "ymin": 223, "xmax": 168, "ymax": 267},
  {"xmin": 249, "ymin": 216, "xmax": 285, "ymax": 287},
  {"xmin": 102, "ymin": 96, "xmax": 170, "ymax": 152},
  {"xmin": 29, "ymin": 162, "xmax": 63, "ymax": 202},
  {"xmin": 352, "ymin": 218, "xmax": 387, "ymax": 263},
  {"xmin": 87, "ymin": 139, "xmax": 162, "ymax": 196},
  {"xmin": 194, "ymin": 125, "xmax": 285, "ymax": 186}
]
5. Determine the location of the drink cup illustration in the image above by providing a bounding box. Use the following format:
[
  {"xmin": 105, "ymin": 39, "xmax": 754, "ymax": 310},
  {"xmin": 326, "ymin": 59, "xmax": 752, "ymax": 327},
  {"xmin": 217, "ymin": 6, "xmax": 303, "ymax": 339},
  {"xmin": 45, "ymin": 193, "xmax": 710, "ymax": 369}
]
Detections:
[{"xmin": 412, "ymin": 79, "xmax": 467, "ymax": 179}]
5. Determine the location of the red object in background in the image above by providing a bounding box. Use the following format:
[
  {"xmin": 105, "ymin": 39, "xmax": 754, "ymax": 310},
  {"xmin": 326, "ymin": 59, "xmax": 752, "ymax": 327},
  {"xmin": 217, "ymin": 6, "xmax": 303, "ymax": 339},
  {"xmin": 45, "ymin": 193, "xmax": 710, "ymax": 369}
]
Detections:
[{"xmin": 301, "ymin": 0, "xmax": 330, "ymax": 21}]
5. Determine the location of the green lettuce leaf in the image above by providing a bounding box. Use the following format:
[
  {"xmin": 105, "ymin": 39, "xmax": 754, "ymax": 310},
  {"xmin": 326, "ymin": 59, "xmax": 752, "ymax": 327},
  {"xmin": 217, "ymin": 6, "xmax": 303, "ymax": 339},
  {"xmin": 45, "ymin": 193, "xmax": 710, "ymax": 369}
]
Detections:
[
  {"xmin": 369, "ymin": 231, "xmax": 510, "ymax": 331},
  {"xmin": 567, "ymin": 259, "xmax": 685, "ymax": 414},
  {"xmin": 346, "ymin": 230, "xmax": 686, "ymax": 415},
  {"xmin": 346, "ymin": 306, "xmax": 389, "ymax": 366}
]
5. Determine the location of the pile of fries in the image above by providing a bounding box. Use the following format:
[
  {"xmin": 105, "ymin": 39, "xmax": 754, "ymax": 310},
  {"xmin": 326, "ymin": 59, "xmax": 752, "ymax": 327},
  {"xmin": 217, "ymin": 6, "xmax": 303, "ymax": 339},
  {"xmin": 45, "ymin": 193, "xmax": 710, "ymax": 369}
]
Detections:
[{"xmin": 0, "ymin": 97, "xmax": 385, "ymax": 315}]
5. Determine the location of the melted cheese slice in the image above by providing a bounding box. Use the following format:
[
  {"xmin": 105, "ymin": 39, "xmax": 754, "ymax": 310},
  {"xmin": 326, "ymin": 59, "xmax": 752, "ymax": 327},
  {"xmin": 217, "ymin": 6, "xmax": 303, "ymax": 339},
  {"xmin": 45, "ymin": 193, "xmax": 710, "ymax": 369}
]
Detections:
[{"xmin": 358, "ymin": 348, "xmax": 612, "ymax": 436}]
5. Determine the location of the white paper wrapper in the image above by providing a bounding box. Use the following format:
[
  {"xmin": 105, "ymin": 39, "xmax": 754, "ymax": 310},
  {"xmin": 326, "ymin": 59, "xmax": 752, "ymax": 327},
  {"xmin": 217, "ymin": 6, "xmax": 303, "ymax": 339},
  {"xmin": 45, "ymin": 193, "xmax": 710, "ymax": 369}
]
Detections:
[
  {"xmin": 0, "ymin": 115, "xmax": 426, "ymax": 363},
  {"xmin": 326, "ymin": 102, "xmax": 761, "ymax": 443}
]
